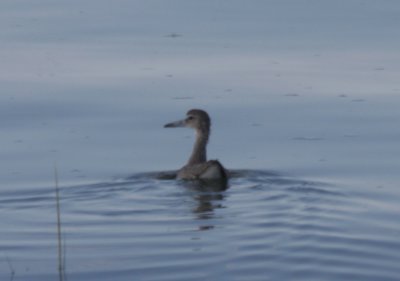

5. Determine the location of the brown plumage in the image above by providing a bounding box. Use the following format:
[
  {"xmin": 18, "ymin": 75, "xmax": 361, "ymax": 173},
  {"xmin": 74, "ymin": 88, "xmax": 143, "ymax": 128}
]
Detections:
[{"xmin": 164, "ymin": 109, "xmax": 227, "ymax": 181}]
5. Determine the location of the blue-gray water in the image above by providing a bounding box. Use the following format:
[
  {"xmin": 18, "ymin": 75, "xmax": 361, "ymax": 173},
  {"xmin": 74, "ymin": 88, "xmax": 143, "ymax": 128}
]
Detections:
[{"xmin": 1, "ymin": 1, "xmax": 400, "ymax": 280}]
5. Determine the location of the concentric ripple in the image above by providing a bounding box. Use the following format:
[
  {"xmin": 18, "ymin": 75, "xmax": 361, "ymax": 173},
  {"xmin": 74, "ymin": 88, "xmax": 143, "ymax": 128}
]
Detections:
[{"xmin": 0, "ymin": 171, "xmax": 399, "ymax": 281}]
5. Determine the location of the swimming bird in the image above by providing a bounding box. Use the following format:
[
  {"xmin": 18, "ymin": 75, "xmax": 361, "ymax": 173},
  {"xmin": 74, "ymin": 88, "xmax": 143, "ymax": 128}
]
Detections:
[{"xmin": 164, "ymin": 109, "xmax": 227, "ymax": 181}]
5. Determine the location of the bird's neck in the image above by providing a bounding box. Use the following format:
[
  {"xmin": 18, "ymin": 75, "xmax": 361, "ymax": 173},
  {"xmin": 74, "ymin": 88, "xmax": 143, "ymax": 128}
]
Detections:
[{"xmin": 187, "ymin": 129, "xmax": 208, "ymax": 165}]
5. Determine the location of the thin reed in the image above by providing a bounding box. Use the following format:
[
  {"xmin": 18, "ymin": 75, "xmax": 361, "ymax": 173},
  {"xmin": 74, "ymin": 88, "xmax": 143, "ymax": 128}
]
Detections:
[{"xmin": 54, "ymin": 165, "xmax": 65, "ymax": 281}]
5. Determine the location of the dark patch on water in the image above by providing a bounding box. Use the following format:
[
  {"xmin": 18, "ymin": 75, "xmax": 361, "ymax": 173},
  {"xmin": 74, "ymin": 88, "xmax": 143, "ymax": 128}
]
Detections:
[
  {"xmin": 292, "ymin": 137, "xmax": 325, "ymax": 141},
  {"xmin": 165, "ymin": 33, "xmax": 183, "ymax": 38}
]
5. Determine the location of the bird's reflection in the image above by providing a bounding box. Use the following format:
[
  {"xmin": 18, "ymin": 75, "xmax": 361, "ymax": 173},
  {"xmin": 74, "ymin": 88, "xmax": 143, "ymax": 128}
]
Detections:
[
  {"xmin": 153, "ymin": 170, "xmax": 229, "ymax": 231},
  {"xmin": 179, "ymin": 179, "xmax": 228, "ymax": 231}
]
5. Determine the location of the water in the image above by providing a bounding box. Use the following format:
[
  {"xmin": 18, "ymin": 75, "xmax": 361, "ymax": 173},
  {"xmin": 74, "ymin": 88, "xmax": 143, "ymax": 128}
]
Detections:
[
  {"xmin": 1, "ymin": 172, "xmax": 400, "ymax": 281},
  {"xmin": 1, "ymin": 1, "xmax": 400, "ymax": 280}
]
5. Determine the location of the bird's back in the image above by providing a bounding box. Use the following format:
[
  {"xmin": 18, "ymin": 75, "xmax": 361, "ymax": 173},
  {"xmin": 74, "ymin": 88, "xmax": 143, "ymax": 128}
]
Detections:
[{"xmin": 177, "ymin": 160, "xmax": 227, "ymax": 181}]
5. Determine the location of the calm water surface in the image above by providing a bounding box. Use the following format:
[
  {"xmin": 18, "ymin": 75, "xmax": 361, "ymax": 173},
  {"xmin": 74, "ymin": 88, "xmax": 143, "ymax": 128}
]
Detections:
[{"xmin": 1, "ymin": 1, "xmax": 400, "ymax": 280}]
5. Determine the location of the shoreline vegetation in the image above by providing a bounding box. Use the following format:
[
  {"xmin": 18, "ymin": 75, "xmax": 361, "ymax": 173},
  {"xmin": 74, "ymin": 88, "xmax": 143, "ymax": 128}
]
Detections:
[{"xmin": 55, "ymin": 165, "xmax": 66, "ymax": 281}]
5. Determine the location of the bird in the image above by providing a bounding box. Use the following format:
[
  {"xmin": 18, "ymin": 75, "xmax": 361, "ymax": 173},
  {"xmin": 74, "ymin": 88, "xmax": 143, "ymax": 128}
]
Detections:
[{"xmin": 164, "ymin": 109, "xmax": 227, "ymax": 182}]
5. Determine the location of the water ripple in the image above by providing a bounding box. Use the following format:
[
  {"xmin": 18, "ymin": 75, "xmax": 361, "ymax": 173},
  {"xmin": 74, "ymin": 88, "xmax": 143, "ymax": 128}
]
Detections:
[{"xmin": 1, "ymin": 170, "xmax": 400, "ymax": 281}]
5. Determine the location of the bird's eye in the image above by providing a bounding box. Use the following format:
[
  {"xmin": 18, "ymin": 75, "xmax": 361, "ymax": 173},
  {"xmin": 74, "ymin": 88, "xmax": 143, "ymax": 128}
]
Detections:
[{"xmin": 187, "ymin": 116, "xmax": 194, "ymax": 121}]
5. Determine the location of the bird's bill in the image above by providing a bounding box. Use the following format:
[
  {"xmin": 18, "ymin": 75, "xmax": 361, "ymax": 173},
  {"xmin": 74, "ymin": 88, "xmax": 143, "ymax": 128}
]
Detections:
[{"xmin": 164, "ymin": 119, "xmax": 186, "ymax": 128}]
